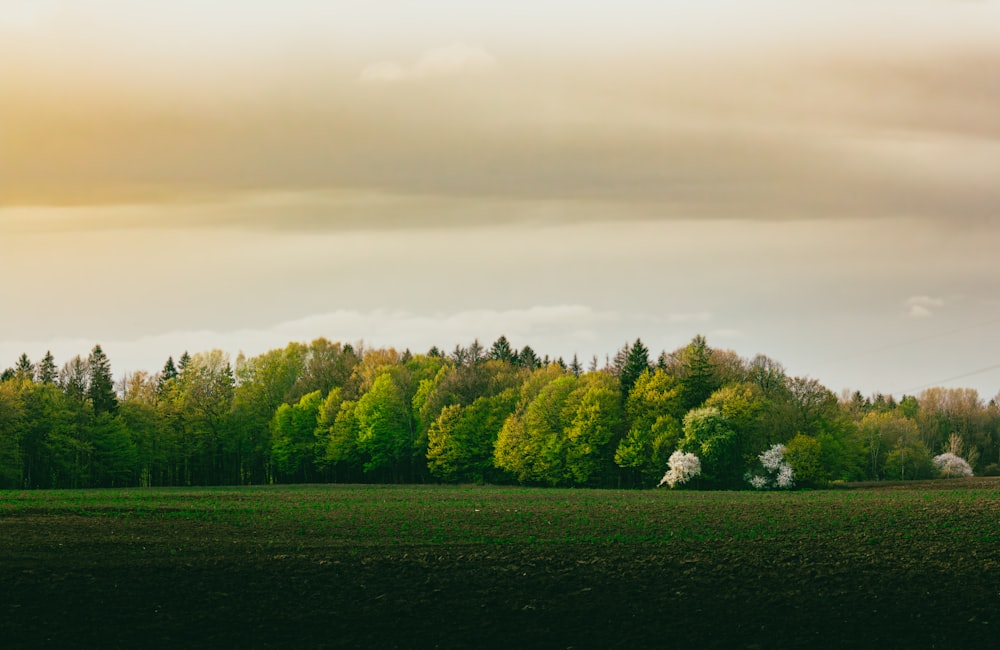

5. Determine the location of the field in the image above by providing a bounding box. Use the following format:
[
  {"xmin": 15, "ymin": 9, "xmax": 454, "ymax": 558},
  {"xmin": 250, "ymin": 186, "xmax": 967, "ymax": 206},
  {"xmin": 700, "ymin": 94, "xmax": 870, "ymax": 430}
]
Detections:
[{"xmin": 2, "ymin": 480, "xmax": 999, "ymax": 648}]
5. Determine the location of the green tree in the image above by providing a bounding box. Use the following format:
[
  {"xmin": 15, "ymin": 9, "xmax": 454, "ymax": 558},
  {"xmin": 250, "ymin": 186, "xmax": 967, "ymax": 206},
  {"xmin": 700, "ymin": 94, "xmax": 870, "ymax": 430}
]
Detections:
[
  {"xmin": 494, "ymin": 366, "xmax": 570, "ymax": 484},
  {"xmin": 91, "ymin": 413, "xmax": 137, "ymax": 487},
  {"xmin": 0, "ymin": 382, "xmax": 24, "ymax": 487},
  {"xmin": 271, "ymin": 390, "xmax": 323, "ymax": 482},
  {"xmin": 674, "ymin": 335, "xmax": 719, "ymax": 411},
  {"xmin": 884, "ymin": 436, "xmax": 934, "ymax": 480},
  {"xmin": 615, "ymin": 369, "xmax": 683, "ymax": 487},
  {"xmin": 562, "ymin": 373, "xmax": 622, "ymax": 486},
  {"xmin": 619, "ymin": 338, "xmax": 651, "ymax": 402},
  {"xmin": 14, "ymin": 354, "xmax": 34, "ymax": 382},
  {"xmin": 857, "ymin": 411, "xmax": 920, "ymax": 480},
  {"xmin": 679, "ymin": 406, "xmax": 740, "ymax": 488},
  {"xmin": 36, "ymin": 351, "xmax": 58, "ymax": 385},
  {"xmin": 355, "ymin": 373, "xmax": 412, "ymax": 480},
  {"xmin": 87, "ymin": 345, "xmax": 118, "ymax": 415},
  {"xmin": 323, "ymin": 398, "xmax": 363, "ymax": 480},
  {"xmin": 175, "ymin": 350, "xmax": 235, "ymax": 484},
  {"xmin": 426, "ymin": 388, "xmax": 519, "ymax": 483},
  {"xmin": 784, "ymin": 434, "xmax": 825, "ymax": 487},
  {"xmin": 489, "ymin": 336, "xmax": 516, "ymax": 364}
]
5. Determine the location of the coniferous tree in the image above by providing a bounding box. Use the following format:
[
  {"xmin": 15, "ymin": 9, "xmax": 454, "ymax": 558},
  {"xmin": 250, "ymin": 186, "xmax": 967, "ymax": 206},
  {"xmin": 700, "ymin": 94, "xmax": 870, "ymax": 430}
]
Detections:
[
  {"xmin": 162, "ymin": 356, "xmax": 179, "ymax": 382},
  {"xmin": 680, "ymin": 335, "xmax": 717, "ymax": 411},
  {"xmin": 36, "ymin": 351, "xmax": 58, "ymax": 384},
  {"xmin": 59, "ymin": 356, "xmax": 90, "ymax": 402},
  {"xmin": 517, "ymin": 346, "xmax": 540, "ymax": 369},
  {"xmin": 489, "ymin": 336, "xmax": 515, "ymax": 364},
  {"xmin": 620, "ymin": 338, "xmax": 651, "ymax": 400},
  {"xmin": 14, "ymin": 354, "xmax": 34, "ymax": 381},
  {"xmin": 88, "ymin": 344, "xmax": 118, "ymax": 415},
  {"xmin": 570, "ymin": 354, "xmax": 582, "ymax": 378}
]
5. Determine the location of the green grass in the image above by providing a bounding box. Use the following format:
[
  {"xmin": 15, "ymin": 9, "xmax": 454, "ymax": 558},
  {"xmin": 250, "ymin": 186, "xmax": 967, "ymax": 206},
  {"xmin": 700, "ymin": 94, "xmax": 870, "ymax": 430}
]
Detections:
[
  {"xmin": 3, "ymin": 479, "xmax": 999, "ymax": 648},
  {"xmin": 3, "ymin": 480, "xmax": 998, "ymax": 546}
]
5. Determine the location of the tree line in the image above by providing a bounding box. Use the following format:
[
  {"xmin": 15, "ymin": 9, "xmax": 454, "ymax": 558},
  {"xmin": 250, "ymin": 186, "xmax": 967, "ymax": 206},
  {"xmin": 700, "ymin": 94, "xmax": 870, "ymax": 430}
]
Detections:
[{"xmin": 1, "ymin": 336, "xmax": 997, "ymax": 489}]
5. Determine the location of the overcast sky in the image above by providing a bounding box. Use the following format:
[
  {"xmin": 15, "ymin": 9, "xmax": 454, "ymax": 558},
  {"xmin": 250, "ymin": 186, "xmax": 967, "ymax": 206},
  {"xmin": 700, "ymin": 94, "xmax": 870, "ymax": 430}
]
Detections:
[{"xmin": 2, "ymin": 0, "xmax": 1000, "ymax": 399}]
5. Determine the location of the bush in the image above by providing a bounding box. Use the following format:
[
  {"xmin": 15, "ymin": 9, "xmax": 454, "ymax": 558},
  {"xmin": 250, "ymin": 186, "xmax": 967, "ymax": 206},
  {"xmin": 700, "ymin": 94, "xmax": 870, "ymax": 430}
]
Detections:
[
  {"xmin": 933, "ymin": 452, "xmax": 973, "ymax": 478},
  {"xmin": 746, "ymin": 444, "xmax": 794, "ymax": 490},
  {"xmin": 658, "ymin": 451, "xmax": 701, "ymax": 488}
]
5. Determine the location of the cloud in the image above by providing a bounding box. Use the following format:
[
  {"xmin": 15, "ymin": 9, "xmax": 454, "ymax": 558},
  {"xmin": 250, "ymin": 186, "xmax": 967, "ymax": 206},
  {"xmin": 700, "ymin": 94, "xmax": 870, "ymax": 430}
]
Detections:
[
  {"xmin": 906, "ymin": 296, "xmax": 945, "ymax": 318},
  {"xmin": 0, "ymin": 306, "xmax": 629, "ymax": 375},
  {"xmin": 360, "ymin": 43, "xmax": 496, "ymax": 83}
]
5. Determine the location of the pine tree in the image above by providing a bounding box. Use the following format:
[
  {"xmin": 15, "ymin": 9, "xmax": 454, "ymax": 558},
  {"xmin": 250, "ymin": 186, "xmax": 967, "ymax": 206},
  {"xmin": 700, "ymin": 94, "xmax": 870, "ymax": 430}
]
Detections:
[
  {"xmin": 14, "ymin": 354, "xmax": 34, "ymax": 381},
  {"xmin": 488, "ymin": 335, "xmax": 515, "ymax": 363},
  {"xmin": 620, "ymin": 338, "xmax": 651, "ymax": 400},
  {"xmin": 570, "ymin": 354, "xmax": 582, "ymax": 378},
  {"xmin": 680, "ymin": 335, "xmax": 717, "ymax": 411},
  {"xmin": 88, "ymin": 344, "xmax": 118, "ymax": 415},
  {"xmin": 36, "ymin": 351, "xmax": 58, "ymax": 384},
  {"xmin": 517, "ymin": 346, "xmax": 540, "ymax": 369}
]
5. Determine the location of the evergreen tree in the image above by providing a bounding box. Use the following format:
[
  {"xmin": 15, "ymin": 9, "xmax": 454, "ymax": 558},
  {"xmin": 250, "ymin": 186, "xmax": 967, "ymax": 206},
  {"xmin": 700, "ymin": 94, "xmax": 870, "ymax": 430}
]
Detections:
[
  {"xmin": 178, "ymin": 351, "xmax": 192, "ymax": 374},
  {"xmin": 14, "ymin": 354, "xmax": 34, "ymax": 381},
  {"xmin": 162, "ymin": 356, "xmax": 179, "ymax": 381},
  {"xmin": 570, "ymin": 354, "xmax": 582, "ymax": 378},
  {"xmin": 87, "ymin": 344, "xmax": 118, "ymax": 415},
  {"xmin": 517, "ymin": 346, "xmax": 540, "ymax": 369},
  {"xmin": 467, "ymin": 339, "xmax": 485, "ymax": 365},
  {"xmin": 59, "ymin": 356, "xmax": 90, "ymax": 401},
  {"xmin": 36, "ymin": 351, "xmax": 58, "ymax": 384},
  {"xmin": 158, "ymin": 356, "xmax": 178, "ymax": 394},
  {"xmin": 488, "ymin": 335, "xmax": 516, "ymax": 363},
  {"xmin": 620, "ymin": 338, "xmax": 651, "ymax": 400},
  {"xmin": 680, "ymin": 335, "xmax": 717, "ymax": 411}
]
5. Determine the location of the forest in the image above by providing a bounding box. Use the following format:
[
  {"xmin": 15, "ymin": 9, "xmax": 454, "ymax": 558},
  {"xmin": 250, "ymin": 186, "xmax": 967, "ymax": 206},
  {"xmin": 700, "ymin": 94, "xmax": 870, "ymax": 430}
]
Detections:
[{"xmin": 1, "ymin": 335, "xmax": 997, "ymax": 490}]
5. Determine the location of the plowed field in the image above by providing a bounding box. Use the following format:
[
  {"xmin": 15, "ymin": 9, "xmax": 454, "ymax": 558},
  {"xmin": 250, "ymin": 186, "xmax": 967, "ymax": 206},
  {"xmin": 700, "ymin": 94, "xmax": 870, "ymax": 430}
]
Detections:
[{"xmin": 2, "ymin": 480, "xmax": 998, "ymax": 648}]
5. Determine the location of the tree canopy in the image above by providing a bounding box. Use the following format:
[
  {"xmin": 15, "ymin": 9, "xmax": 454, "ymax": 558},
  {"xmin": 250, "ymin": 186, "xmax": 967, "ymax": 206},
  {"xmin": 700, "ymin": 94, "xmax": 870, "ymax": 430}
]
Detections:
[{"xmin": 2, "ymin": 335, "xmax": 997, "ymax": 489}]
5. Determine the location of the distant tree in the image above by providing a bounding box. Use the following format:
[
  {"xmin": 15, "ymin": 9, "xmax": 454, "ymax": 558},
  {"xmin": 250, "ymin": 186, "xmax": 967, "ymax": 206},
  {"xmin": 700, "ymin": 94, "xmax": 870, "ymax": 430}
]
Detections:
[
  {"xmin": 162, "ymin": 357, "xmax": 179, "ymax": 382},
  {"xmin": 517, "ymin": 346, "xmax": 541, "ymax": 370},
  {"xmin": 857, "ymin": 411, "xmax": 919, "ymax": 479},
  {"xmin": 355, "ymin": 373, "xmax": 412, "ymax": 479},
  {"xmin": 426, "ymin": 388, "xmax": 518, "ymax": 483},
  {"xmin": 569, "ymin": 354, "xmax": 582, "ymax": 378},
  {"xmin": 784, "ymin": 434, "xmax": 826, "ymax": 487},
  {"xmin": 87, "ymin": 345, "xmax": 118, "ymax": 415},
  {"xmin": 679, "ymin": 406, "xmax": 740, "ymax": 488},
  {"xmin": 59, "ymin": 356, "xmax": 89, "ymax": 402},
  {"xmin": 14, "ymin": 354, "xmax": 34, "ymax": 382},
  {"xmin": 619, "ymin": 338, "xmax": 651, "ymax": 401},
  {"xmin": 615, "ymin": 369, "xmax": 683, "ymax": 487},
  {"xmin": 36, "ymin": 351, "xmax": 58, "ymax": 385},
  {"xmin": 677, "ymin": 335, "xmax": 719, "ymax": 411},
  {"xmin": 933, "ymin": 452, "xmax": 973, "ymax": 478},
  {"xmin": 271, "ymin": 390, "xmax": 323, "ymax": 482},
  {"xmin": 0, "ymin": 382, "xmax": 24, "ymax": 487},
  {"xmin": 658, "ymin": 450, "xmax": 701, "ymax": 488}
]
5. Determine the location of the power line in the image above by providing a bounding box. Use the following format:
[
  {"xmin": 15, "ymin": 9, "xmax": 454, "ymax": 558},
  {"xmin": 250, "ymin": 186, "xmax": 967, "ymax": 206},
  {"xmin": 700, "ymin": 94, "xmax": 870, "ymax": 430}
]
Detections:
[
  {"xmin": 821, "ymin": 316, "xmax": 1000, "ymax": 367},
  {"xmin": 895, "ymin": 363, "xmax": 1000, "ymax": 396}
]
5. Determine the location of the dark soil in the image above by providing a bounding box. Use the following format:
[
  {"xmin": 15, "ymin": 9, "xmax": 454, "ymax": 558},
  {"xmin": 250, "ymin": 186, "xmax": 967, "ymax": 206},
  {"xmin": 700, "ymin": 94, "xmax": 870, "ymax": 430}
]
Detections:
[{"xmin": 2, "ymin": 486, "xmax": 998, "ymax": 649}]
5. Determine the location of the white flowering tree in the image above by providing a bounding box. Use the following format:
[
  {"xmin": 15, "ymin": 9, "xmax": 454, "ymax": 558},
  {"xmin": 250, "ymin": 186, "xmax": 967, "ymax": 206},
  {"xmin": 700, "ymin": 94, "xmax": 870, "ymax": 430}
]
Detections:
[
  {"xmin": 933, "ymin": 452, "xmax": 973, "ymax": 478},
  {"xmin": 746, "ymin": 444, "xmax": 794, "ymax": 489},
  {"xmin": 658, "ymin": 450, "xmax": 701, "ymax": 488}
]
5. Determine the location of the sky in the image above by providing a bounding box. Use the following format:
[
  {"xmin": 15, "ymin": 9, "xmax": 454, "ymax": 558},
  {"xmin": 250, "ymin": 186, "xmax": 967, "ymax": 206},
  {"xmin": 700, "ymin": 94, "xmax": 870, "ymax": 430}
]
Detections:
[{"xmin": 2, "ymin": 0, "xmax": 1000, "ymax": 399}]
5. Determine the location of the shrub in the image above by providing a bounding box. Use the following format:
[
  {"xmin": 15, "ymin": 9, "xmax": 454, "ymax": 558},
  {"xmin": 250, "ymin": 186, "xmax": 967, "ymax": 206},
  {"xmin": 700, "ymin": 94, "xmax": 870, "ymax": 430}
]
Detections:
[
  {"xmin": 746, "ymin": 444, "xmax": 794, "ymax": 489},
  {"xmin": 658, "ymin": 451, "xmax": 702, "ymax": 488},
  {"xmin": 933, "ymin": 452, "xmax": 973, "ymax": 478}
]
